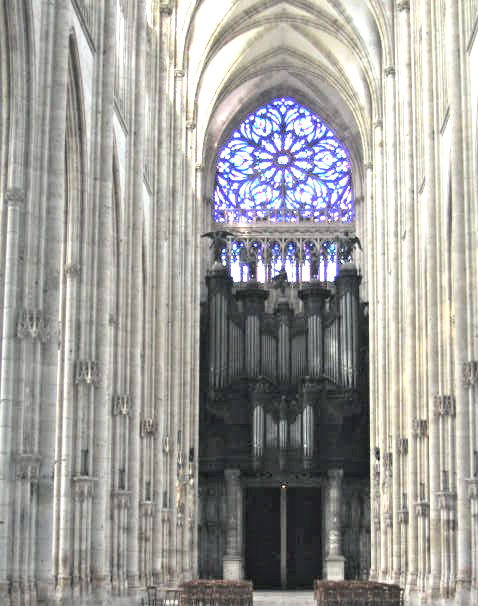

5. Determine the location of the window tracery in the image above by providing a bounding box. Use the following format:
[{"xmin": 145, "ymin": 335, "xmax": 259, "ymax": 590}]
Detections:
[
  {"xmin": 213, "ymin": 97, "xmax": 353, "ymax": 225},
  {"xmin": 212, "ymin": 98, "xmax": 357, "ymax": 284}
]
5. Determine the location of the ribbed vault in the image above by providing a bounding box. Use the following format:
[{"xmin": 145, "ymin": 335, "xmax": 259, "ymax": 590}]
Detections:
[{"xmin": 177, "ymin": 0, "xmax": 390, "ymax": 230}]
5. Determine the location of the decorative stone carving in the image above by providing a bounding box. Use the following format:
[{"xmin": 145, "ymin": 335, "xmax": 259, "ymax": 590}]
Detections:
[
  {"xmin": 384, "ymin": 512, "xmax": 393, "ymax": 528},
  {"xmin": 412, "ymin": 418, "xmax": 428, "ymax": 437},
  {"xmin": 468, "ymin": 479, "xmax": 478, "ymax": 517},
  {"xmin": 73, "ymin": 477, "xmax": 96, "ymax": 502},
  {"xmin": 415, "ymin": 501, "xmax": 429, "ymax": 518},
  {"xmin": 398, "ymin": 438, "xmax": 408, "ymax": 456},
  {"xmin": 15, "ymin": 454, "xmax": 41, "ymax": 482},
  {"xmin": 141, "ymin": 417, "xmax": 155, "ymax": 436},
  {"xmin": 112, "ymin": 490, "xmax": 131, "ymax": 510},
  {"xmin": 112, "ymin": 394, "xmax": 131, "ymax": 416},
  {"xmin": 75, "ymin": 360, "xmax": 100, "ymax": 386},
  {"xmin": 4, "ymin": 187, "xmax": 25, "ymax": 205},
  {"xmin": 397, "ymin": 0, "xmax": 410, "ymax": 11},
  {"xmin": 463, "ymin": 361, "xmax": 478, "ymax": 386},
  {"xmin": 434, "ymin": 395, "xmax": 456, "ymax": 416},
  {"xmin": 64, "ymin": 262, "xmax": 81, "ymax": 278},
  {"xmin": 398, "ymin": 508, "xmax": 409, "ymax": 525},
  {"xmin": 17, "ymin": 309, "xmax": 50, "ymax": 342},
  {"xmin": 437, "ymin": 491, "xmax": 456, "ymax": 512}
]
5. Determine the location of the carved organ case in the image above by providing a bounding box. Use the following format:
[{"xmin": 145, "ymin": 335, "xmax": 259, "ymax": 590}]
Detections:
[{"xmin": 199, "ymin": 263, "xmax": 370, "ymax": 582}]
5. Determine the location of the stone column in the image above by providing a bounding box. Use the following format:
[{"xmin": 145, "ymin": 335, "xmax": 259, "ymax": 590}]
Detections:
[
  {"xmin": 468, "ymin": 480, "xmax": 478, "ymax": 591},
  {"xmin": 128, "ymin": 0, "xmax": 147, "ymax": 593},
  {"xmin": 223, "ymin": 469, "xmax": 244, "ymax": 580},
  {"xmin": 421, "ymin": 0, "xmax": 441, "ymax": 597},
  {"xmin": 325, "ymin": 469, "xmax": 345, "ymax": 580},
  {"xmin": 446, "ymin": 0, "xmax": 472, "ymax": 596},
  {"xmin": 91, "ymin": 0, "xmax": 116, "ymax": 599}
]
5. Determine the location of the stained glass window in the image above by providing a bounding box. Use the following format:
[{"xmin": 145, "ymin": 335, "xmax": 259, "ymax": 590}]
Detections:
[{"xmin": 213, "ymin": 97, "xmax": 353, "ymax": 224}]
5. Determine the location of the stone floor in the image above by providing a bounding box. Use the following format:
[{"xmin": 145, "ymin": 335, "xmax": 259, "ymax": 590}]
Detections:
[{"xmin": 253, "ymin": 591, "xmax": 315, "ymax": 605}]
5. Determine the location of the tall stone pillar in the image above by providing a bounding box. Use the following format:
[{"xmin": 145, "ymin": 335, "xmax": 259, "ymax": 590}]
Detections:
[
  {"xmin": 325, "ymin": 469, "xmax": 345, "ymax": 580},
  {"xmin": 223, "ymin": 469, "xmax": 244, "ymax": 580},
  {"xmin": 446, "ymin": 0, "xmax": 472, "ymax": 597}
]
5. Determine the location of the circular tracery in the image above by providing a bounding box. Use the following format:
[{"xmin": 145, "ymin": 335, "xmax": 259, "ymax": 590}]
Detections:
[{"xmin": 213, "ymin": 97, "xmax": 354, "ymax": 224}]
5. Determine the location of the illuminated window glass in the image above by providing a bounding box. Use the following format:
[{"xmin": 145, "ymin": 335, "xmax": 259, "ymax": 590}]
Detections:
[{"xmin": 213, "ymin": 97, "xmax": 353, "ymax": 224}]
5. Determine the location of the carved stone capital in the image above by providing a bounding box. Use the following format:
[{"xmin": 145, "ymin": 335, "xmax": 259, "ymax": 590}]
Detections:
[
  {"xmin": 398, "ymin": 509, "xmax": 409, "ymax": 525},
  {"xmin": 174, "ymin": 69, "xmax": 185, "ymax": 78},
  {"xmin": 398, "ymin": 438, "xmax": 408, "ymax": 456},
  {"xmin": 434, "ymin": 395, "xmax": 455, "ymax": 416},
  {"xmin": 468, "ymin": 479, "xmax": 478, "ymax": 501},
  {"xmin": 437, "ymin": 491, "xmax": 456, "ymax": 512},
  {"xmin": 72, "ymin": 477, "xmax": 96, "ymax": 502},
  {"xmin": 4, "ymin": 187, "xmax": 25, "ymax": 206},
  {"xmin": 397, "ymin": 0, "xmax": 410, "ymax": 11},
  {"xmin": 463, "ymin": 361, "xmax": 478, "ymax": 386},
  {"xmin": 384, "ymin": 66, "xmax": 396, "ymax": 77},
  {"xmin": 75, "ymin": 360, "xmax": 100, "ymax": 386},
  {"xmin": 412, "ymin": 418, "xmax": 428, "ymax": 437},
  {"xmin": 112, "ymin": 490, "xmax": 131, "ymax": 509},
  {"xmin": 64, "ymin": 263, "xmax": 81, "ymax": 278},
  {"xmin": 140, "ymin": 501, "xmax": 154, "ymax": 517},
  {"xmin": 15, "ymin": 454, "xmax": 41, "ymax": 482},
  {"xmin": 415, "ymin": 501, "xmax": 429, "ymax": 517},
  {"xmin": 17, "ymin": 309, "xmax": 50, "ymax": 343},
  {"xmin": 141, "ymin": 417, "xmax": 155, "ymax": 436},
  {"xmin": 113, "ymin": 394, "xmax": 131, "ymax": 416}
]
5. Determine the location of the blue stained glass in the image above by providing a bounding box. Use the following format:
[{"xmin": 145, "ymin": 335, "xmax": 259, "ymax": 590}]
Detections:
[{"xmin": 213, "ymin": 98, "xmax": 354, "ymax": 223}]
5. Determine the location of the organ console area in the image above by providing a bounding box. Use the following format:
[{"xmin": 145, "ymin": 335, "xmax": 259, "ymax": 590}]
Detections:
[{"xmin": 199, "ymin": 259, "xmax": 370, "ymax": 589}]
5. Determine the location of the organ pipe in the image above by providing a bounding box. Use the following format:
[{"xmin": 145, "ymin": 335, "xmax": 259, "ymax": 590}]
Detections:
[
  {"xmin": 298, "ymin": 283, "xmax": 330, "ymax": 378},
  {"xmin": 336, "ymin": 264, "xmax": 360, "ymax": 389},
  {"xmin": 206, "ymin": 267, "xmax": 233, "ymax": 390}
]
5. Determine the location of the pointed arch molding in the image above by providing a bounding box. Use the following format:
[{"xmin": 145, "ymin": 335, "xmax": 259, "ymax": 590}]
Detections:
[
  {"xmin": 1, "ymin": 0, "xmax": 34, "ymax": 190},
  {"xmin": 201, "ymin": 76, "xmax": 367, "ymax": 209}
]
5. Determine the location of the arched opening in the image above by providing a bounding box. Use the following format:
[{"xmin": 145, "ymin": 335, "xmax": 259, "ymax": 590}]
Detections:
[{"xmin": 198, "ymin": 94, "xmax": 370, "ymax": 589}]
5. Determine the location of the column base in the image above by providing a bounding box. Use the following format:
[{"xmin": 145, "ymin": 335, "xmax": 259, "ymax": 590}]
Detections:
[
  {"xmin": 223, "ymin": 556, "xmax": 244, "ymax": 580},
  {"xmin": 325, "ymin": 555, "xmax": 345, "ymax": 581}
]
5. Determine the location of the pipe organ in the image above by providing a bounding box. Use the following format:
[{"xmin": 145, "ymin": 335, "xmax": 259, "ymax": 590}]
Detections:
[{"xmin": 199, "ymin": 262, "xmax": 370, "ymax": 583}]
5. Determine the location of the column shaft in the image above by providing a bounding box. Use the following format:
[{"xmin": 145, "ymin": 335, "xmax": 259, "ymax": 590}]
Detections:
[{"xmin": 446, "ymin": 0, "xmax": 471, "ymax": 593}]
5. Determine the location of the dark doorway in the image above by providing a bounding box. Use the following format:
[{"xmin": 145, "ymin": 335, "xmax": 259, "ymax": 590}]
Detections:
[
  {"xmin": 287, "ymin": 487, "xmax": 322, "ymax": 589},
  {"xmin": 245, "ymin": 487, "xmax": 281, "ymax": 589},
  {"xmin": 245, "ymin": 486, "xmax": 321, "ymax": 589}
]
